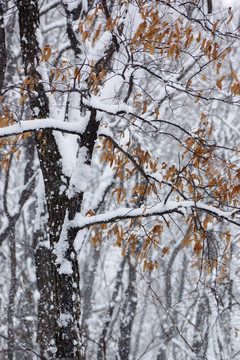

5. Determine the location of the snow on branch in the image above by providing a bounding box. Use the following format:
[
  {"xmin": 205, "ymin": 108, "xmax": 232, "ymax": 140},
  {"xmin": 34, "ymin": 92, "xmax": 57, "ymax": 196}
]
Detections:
[
  {"xmin": 72, "ymin": 200, "xmax": 240, "ymax": 231},
  {"xmin": 0, "ymin": 118, "xmax": 87, "ymax": 138},
  {"xmin": 0, "ymin": 96, "xmax": 132, "ymax": 139},
  {"xmin": 87, "ymin": 95, "xmax": 132, "ymax": 114}
]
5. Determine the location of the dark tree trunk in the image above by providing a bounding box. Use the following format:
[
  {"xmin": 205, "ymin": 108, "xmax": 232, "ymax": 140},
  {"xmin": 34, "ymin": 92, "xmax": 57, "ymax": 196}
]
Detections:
[
  {"xmin": 0, "ymin": 1, "xmax": 6, "ymax": 94},
  {"xmin": 35, "ymin": 229, "xmax": 56, "ymax": 359},
  {"xmin": 7, "ymin": 227, "xmax": 16, "ymax": 360},
  {"xmin": 207, "ymin": 0, "xmax": 212, "ymax": 14},
  {"xmin": 17, "ymin": 1, "xmax": 99, "ymax": 357},
  {"xmin": 17, "ymin": 1, "xmax": 84, "ymax": 358}
]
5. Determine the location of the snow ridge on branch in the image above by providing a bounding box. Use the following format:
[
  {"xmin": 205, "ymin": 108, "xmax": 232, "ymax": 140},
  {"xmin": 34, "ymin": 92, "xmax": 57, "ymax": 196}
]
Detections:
[{"xmin": 72, "ymin": 200, "xmax": 240, "ymax": 231}]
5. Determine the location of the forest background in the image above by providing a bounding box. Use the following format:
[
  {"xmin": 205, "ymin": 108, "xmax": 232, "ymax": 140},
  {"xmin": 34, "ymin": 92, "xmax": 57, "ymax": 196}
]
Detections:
[{"xmin": 0, "ymin": 0, "xmax": 240, "ymax": 359}]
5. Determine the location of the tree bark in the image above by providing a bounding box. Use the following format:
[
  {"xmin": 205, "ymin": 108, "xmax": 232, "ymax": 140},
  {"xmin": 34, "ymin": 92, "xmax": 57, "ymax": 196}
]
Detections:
[
  {"xmin": 17, "ymin": 1, "xmax": 100, "ymax": 357},
  {"xmin": 7, "ymin": 227, "xmax": 16, "ymax": 360},
  {"xmin": 207, "ymin": 0, "xmax": 212, "ymax": 14},
  {"xmin": 0, "ymin": 1, "xmax": 6, "ymax": 94},
  {"xmin": 17, "ymin": 1, "xmax": 86, "ymax": 358},
  {"xmin": 118, "ymin": 259, "xmax": 137, "ymax": 360}
]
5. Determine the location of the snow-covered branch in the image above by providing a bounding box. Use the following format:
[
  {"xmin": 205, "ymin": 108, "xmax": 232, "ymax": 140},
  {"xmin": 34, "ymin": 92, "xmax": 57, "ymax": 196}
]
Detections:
[
  {"xmin": 0, "ymin": 119, "xmax": 87, "ymax": 138},
  {"xmin": 72, "ymin": 201, "xmax": 240, "ymax": 231}
]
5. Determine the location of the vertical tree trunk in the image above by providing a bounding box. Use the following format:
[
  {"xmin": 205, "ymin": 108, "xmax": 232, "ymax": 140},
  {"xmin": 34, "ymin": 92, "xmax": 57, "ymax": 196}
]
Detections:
[
  {"xmin": 34, "ymin": 229, "xmax": 56, "ymax": 359},
  {"xmin": 98, "ymin": 258, "xmax": 126, "ymax": 360},
  {"xmin": 0, "ymin": 1, "xmax": 6, "ymax": 94},
  {"xmin": 118, "ymin": 259, "xmax": 137, "ymax": 360},
  {"xmin": 17, "ymin": 2, "xmax": 99, "ymax": 357},
  {"xmin": 207, "ymin": 0, "xmax": 212, "ymax": 14},
  {"xmin": 7, "ymin": 227, "xmax": 16, "ymax": 360},
  {"xmin": 17, "ymin": 1, "xmax": 83, "ymax": 358}
]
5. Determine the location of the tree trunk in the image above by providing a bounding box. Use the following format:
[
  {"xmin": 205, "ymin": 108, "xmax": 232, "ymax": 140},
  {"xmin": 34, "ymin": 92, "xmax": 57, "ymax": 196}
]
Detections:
[
  {"xmin": 0, "ymin": 1, "xmax": 6, "ymax": 94},
  {"xmin": 7, "ymin": 227, "xmax": 16, "ymax": 360},
  {"xmin": 35, "ymin": 229, "xmax": 56, "ymax": 359},
  {"xmin": 118, "ymin": 259, "xmax": 137, "ymax": 360},
  {"xmin": 17, "ymin": 2, "xmax": 99, "ymax": 357},
  {"xmin": 17, "ymin": 1, "xmax": 85, "ymax": 357}
]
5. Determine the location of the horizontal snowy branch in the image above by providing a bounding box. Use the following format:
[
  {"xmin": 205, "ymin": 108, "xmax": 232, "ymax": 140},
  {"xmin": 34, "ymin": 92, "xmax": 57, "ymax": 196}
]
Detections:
[
  {"xmin": 0, "ymin": 119, "xmax": 87, "ymax": 138},
  {"xmin": 0, "ymin": 97, "xmax": 132, "ymax": 138},
  {"xmin": 72, "ymin": 200, "xmax": 240, "ymax": 231},
  {"xmin": 87, "ymin": 95, "xmax": 132, "ymax": 114}
]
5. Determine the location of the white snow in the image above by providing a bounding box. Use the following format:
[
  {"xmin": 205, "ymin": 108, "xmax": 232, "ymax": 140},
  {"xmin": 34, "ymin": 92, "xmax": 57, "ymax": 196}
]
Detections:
[
  {"xmin": 88, "ymin": 95, "xmax": 132, "ymax": 114},
  {"xmin": 68, "ymin": 147, "xmax": 92, "ymax": 196},
  {"xmin": 0, "ymin": 118, "xmax": 88, "ymax": 137},
  {"xmin": 72, "ymin": 200, "xmax": 239, "ymax": 231}
]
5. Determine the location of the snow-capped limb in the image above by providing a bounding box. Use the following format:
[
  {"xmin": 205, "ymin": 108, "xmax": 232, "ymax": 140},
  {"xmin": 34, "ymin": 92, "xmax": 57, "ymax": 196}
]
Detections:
[
  {"xmin": 87, "ymin": 95, "xmax": 132, "ymax": 114},
  {"xmin": 0, "ymin": 119, "xmax": 87, "ymax": 138},
  {"xmin": 72, "ymin": 201, "xmax": 240, "ymax": 231},
  {"xmin": 0, "ymin": 96, "xmax": 132, "ymax": 138}
]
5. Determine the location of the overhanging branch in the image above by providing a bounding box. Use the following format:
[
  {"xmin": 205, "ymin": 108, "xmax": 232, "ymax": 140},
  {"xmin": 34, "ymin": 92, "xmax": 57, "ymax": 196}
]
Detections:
[
  {"xmin": 71, "ymin": 200, "xmax": 240, "ymax": 232},
  {"xmin": 0, "ymin": 119, "xmax": 85, "ymax": 138}
]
